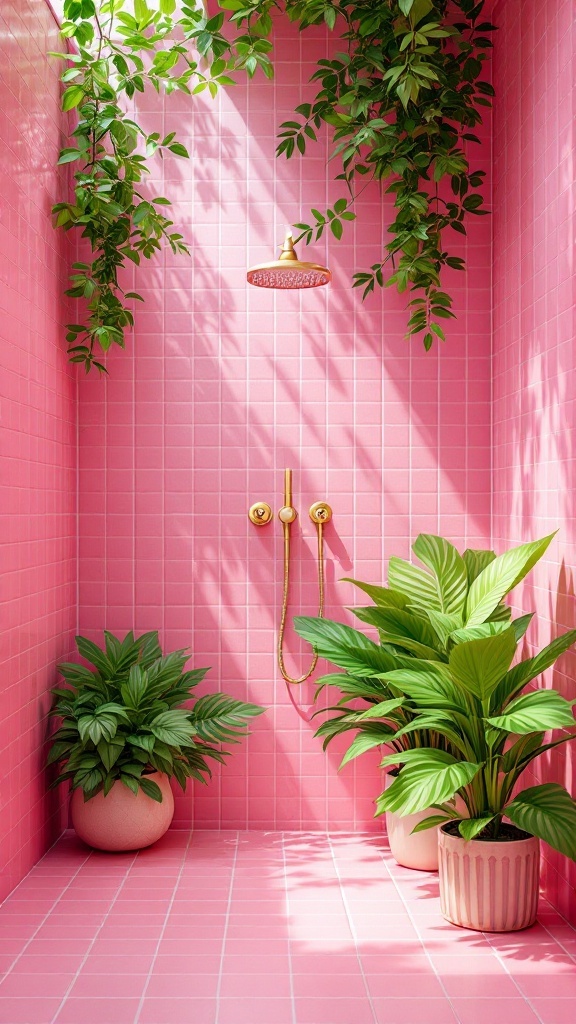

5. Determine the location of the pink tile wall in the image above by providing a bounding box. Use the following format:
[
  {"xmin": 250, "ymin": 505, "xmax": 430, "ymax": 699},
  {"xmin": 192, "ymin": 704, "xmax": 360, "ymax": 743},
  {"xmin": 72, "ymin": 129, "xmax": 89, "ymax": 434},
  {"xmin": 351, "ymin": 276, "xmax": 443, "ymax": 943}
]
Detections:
[
  {"xmin": 77, "ymin": 18, "xmax": 493, "ymax": 830},
  {"xmin": 0, "ymin": 0, "xmax": 77, "ymax": 901},
  {"xmin": 492, "ymin": 0, "xmax": 576, "ymax": 921}
]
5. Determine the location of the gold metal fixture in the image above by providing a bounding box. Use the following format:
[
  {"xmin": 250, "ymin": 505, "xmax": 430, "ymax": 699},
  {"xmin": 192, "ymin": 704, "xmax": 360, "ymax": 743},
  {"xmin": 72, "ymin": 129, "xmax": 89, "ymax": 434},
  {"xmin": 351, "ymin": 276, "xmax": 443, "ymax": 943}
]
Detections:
[
  {"xmin": 309, "ymin": 501, "xmax": 332, "ymax": 524},
  {"xmin": 246, "ymin": 231, "xmax": 331, "ymax": 290},
  {"xmin": 248, "ymin": 502, "xmax": 272, "ymax": 526},
  {"xmin": 277, "ymin": 469, "xmax": 330, "ymax": 685}
]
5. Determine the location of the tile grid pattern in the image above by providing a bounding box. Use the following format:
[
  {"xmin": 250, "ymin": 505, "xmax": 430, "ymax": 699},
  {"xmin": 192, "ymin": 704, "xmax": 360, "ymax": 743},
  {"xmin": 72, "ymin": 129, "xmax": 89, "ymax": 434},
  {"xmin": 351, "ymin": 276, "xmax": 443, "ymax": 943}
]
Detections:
[
  {"xmin": 0, "ymin": 0, "xmax": 76, "ymax": 901},
  {"xmin": 0, "ymin": 831, "xmax": 575, "ymax": 1024},
  {"xmin": 491, "ymin": 0, "xmax": 576, "ymax": 923},
  {"xmin": 77, "ymin": 15, "xmax": 493, "ymax": 833}
]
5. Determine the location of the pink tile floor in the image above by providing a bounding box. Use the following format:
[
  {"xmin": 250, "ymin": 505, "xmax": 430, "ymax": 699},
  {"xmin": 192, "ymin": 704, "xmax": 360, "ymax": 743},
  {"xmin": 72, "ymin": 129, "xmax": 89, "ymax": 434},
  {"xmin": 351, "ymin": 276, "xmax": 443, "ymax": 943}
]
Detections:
[{"xmin": 0, "ymin": 831, "xmax": 574, "ymax": 1024}]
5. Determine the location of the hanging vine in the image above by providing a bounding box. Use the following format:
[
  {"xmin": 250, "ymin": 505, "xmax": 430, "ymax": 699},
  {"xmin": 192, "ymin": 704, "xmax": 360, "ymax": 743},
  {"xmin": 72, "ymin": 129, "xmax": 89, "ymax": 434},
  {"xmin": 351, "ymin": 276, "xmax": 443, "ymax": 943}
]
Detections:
[
  {"xmin": 53, "ymin": 0, "xmax": 272, "ymax": 373},
  {"xmin": 229, "ymin": 0, "xmax": 495, "ymax": 350},
  {"xmin": 53, "ymin": 0, "xmax": 495, "ymax": 372}
]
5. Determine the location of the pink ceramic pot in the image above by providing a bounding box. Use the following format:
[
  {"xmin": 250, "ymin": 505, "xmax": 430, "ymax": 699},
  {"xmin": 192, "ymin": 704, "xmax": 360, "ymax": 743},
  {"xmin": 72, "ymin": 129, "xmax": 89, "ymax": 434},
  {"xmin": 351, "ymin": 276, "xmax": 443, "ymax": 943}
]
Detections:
[
  {"xmin": 71, "ymin": 772, "xmax": 174, "ymax": 852},
  {"xmin": 386, "ymin": 807, "xmax": 442, "ymax": 871},
  {"xmin": 438, "ymin": 822, "xmax": 540, "ymax": 931},
  {"xmin": 385, "ymin": 773, "xmax": 468, "ymax": 871}
]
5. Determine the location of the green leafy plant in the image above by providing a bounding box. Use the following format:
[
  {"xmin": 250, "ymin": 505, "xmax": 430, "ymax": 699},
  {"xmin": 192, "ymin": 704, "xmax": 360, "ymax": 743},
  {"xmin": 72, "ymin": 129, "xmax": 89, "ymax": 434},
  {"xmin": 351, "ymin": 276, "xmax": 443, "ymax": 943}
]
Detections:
[
  {"xmin": 294, "ymin": 533, "xmax": 542, "ymax": 772},
  {"xmin": 296, "ymin": 533, "xmax": 576, "ymax": 860},
  {"xmin": 48, "ymin": 630, "xmax": 264, "ymax": 801},
  {"xmin": 53, "ymin": 0, "xmax": 273, "ymax": 373},
  {"xmin": 53, "ymin": 1, "xmax": 495, "ymax": 372},
  {"xmin": 226, "ymin": 0, "xmax": 495, "ymax": 350}
]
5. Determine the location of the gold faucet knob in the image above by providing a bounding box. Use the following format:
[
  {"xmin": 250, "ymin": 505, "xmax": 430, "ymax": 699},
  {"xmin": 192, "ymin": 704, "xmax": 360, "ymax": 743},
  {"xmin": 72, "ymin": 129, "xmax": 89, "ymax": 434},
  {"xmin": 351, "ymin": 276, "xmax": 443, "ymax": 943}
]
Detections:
[
  {"xmin": 309, "ymin": 501, "xmax": 332, "ymax": 524},
  {"xmin": 278, "ymin": 505, "xmax": 298, "ymax": 524},
  {"xmin": 249, "ymin": 502, "xmax": 272, "ymax": 525}
]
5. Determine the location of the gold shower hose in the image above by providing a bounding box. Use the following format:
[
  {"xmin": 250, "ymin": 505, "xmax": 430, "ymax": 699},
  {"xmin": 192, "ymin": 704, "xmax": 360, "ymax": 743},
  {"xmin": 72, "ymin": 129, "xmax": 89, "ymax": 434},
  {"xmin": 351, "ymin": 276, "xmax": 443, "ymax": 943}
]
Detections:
[{"xmin": 277, "ymin": 470, "xmax": 330, "ymax": 684}]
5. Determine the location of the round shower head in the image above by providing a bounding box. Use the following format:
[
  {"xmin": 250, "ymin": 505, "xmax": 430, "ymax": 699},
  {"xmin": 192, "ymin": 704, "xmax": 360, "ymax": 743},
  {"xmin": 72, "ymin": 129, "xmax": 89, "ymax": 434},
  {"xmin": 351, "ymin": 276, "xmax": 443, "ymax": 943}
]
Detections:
[{"xmin": 247, "ymin": 232, "xmax": 331, "ymax": 290}]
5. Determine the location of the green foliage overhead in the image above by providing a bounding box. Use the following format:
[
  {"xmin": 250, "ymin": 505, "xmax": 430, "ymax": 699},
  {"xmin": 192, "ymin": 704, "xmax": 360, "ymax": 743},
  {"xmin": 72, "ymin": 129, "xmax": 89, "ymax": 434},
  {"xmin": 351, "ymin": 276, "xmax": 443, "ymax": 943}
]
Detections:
[
  {"xmin": 297, "ymin": 531, "xmax": 576, "ymax": 859},
  {"xmin": 53, "ymin": 0, "xmax": 273, "ymax": 373},
  {"xmin": 48, "ymin": 630, "xmax": 264, "ymax": 801},
  {"xmin": 234, "ymin": 0, "xmax": 496, "ymax": 350},
  {"xmin": 53, "ymin": 0, "xmax": 495, "ymax": 372}
]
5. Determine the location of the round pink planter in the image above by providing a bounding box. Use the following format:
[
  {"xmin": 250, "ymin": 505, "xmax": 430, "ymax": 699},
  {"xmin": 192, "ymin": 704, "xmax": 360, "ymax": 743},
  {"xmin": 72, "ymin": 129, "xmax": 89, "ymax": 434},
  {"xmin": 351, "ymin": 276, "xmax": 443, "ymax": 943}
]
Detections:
[
  {"xmin": 438, "ymin": 822, "xmax": 540, "ymax": 932},
  {"xmin": 71, "ymin": 773, "xmax": 174, "ymax": 852},
  {"xmin": 386, "ymin": 807, "xmax": 442, "ymax": 871}
]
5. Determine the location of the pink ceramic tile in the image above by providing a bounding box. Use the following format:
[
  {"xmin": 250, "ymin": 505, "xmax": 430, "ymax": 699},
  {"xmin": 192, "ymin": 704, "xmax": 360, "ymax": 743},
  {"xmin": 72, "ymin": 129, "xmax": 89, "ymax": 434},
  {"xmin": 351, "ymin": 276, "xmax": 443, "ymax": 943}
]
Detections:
[
  {"xmin": 449, "ymin": 998, "xmax": 542, "ymax": 1024},
  {"xmin": 54, "ymin": 998, "xmax": 142, "ymax": 1024},
  {"xmin": 218, "ymin": 998, "xmax": 294, "ymax": 1024},
  {"xmin": 0, "ymin": 998, "xmax": 62, "ymax": 1024},
  {"xmin": 145, "ymin": 973, "xmax": 219, "ymax": 997},
  {"xmin": 365, "ymin": 973, "xmax": 445, "ymax": 998},
  {"xmin": 139, "ymin": 999, "xmax": 218, "ymax": 1024},
  {"xmin": 0, "ymin": 972, "xmax": 74, "ymax": 998},
  {"xmin": 69, "ymin": 973, "xmax": 148, "ymax": 997},
  {"xmin": 219, "ymin": 972, "xmax": 292, "ymax": 998},
  {"xmin": 295, "ymin": 997, "xmax": 376, "ymax": 1024},
  {"xmin": 371, "ymin": 997, "xmax": 459, "ymax": 1024},
  {"xmin": 530, "ymin": 999, "xmax": 576, "ymax": 1024}
]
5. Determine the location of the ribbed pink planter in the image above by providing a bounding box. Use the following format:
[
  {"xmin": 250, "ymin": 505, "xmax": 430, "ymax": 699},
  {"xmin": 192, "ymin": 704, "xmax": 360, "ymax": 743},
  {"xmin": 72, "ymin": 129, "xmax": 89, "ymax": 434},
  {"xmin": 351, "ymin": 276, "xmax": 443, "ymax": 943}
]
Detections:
[
  {"xmin": 71, "ymin": 772, "xmax": 174, "ymax": 852},
  {"xmin": 438, "ymin": 823, "xmax": 540, "ymax": 932}
]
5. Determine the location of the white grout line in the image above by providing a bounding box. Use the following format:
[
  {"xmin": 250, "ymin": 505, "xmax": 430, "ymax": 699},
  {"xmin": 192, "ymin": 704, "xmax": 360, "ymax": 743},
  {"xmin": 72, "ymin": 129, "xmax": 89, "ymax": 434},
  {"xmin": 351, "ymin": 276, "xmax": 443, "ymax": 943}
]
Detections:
[
  {"xmin": 281, "ymin": 832, "xmax": 298, "ymax": 1024},
  {"xmin": 213, "ymin": 829, "xmax": 240, "ymax": 1024},
  {"xmin": 132, "ymin": 832, "xmax": 195, "ymax": 1024},
  {"xmin": 48, "ymin": 849, "xmax": 140, "ymax": 1023},
  {"xmin": 326, "ymin": 833, "xmax": 380, "ymax": 1024}
]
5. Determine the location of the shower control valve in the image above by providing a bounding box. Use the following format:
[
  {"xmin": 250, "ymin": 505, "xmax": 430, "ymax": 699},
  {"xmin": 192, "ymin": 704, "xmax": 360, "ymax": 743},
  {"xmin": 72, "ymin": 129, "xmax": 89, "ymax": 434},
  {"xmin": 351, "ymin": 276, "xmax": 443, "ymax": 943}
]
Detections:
[
  {"xmin": 248, "ymin": 502, "xmax": 273, "ymax": 526},
  {"xmin": 309, "ymin": 501, "xmax": 332, "ymax": 524},
  {"xmin": 278, "ymin": 505, "xmax": 298, "ymax": 524}
]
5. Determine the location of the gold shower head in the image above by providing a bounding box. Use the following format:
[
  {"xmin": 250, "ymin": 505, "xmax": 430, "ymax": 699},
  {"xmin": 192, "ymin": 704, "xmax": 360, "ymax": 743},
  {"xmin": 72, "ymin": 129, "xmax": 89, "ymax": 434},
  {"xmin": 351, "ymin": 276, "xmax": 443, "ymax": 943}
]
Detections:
[{"xmin": 247, "ymin": 231, "xmax": 331, "ymax": 290}]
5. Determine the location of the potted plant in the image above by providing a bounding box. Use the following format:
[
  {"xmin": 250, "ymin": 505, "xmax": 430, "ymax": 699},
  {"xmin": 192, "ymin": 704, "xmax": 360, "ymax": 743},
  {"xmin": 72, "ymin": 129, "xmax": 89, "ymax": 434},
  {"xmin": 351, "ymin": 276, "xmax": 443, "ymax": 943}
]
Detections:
[
  {"xmin": 294, "ymin": 533, "xmax": 538, "ymax": 869},
  {"xmin": 48, "ymin": 631, "xmax": 264, "ymax": 851},
  {"xmin": 375, "ymin": 533, "xmax": 576, "ymax": 931}
]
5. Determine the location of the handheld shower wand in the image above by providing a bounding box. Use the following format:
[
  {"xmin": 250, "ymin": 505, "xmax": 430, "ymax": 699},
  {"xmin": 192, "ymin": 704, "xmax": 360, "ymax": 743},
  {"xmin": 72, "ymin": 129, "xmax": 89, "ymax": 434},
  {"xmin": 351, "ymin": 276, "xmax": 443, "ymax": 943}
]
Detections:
[{"xmin": 248, "ymin": 469, "xmax": 332, "ymax": 684}]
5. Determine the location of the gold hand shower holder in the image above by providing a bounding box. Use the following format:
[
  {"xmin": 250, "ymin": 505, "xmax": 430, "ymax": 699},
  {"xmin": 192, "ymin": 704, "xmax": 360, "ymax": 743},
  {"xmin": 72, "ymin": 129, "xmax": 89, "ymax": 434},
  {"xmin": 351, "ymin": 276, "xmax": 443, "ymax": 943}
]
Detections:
[{"xmin": 248, "ymin": 469, "xmax": 332, "ymax": 684}]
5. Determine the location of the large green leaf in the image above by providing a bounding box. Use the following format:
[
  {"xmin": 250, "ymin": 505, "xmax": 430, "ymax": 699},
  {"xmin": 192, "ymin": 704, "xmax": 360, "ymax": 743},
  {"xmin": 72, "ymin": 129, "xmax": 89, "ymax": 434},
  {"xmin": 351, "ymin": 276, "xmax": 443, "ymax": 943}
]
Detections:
[
  {"xmin": 341, "ymin": 578, "xmax": 409, "ymax": 609},
  {"xmin": 191, "ymin": 694, "xmax": 264, "ymax": 743},
  {"xmin": 139, "ymin": 777, "xmax": 163, "ymax": 802},
  {"xmin": 339, "ymin": 724, "xmax": 396, "ymax": 768},
  {"xmin": 382, "ymin": 662, "xmax": 466, "ymax": 710},
  {"xmin": 465, "ymin": 533, "xmax": 556, "ymax": 626},
  {"xmin": 424, "ymin": 610, "xmax": 461, "ymax": 649},
  {"xmin": 449, "ymin": 627, "xmax": 517, "ymax": 702},
  {"xmin": 376, "ymin": 750, "xmax": 481, "ymax": 816},
  {"xmin": 506, "ymin": 784, "xmax": 576, "ymax": 860},
  {"xmin": 294, "ymin": 616, "xmax": 397, "ymax": 675},
  {"xmin": 96, "ymin": 738, "xmax": 125, "ymax": 771},
  {"xmin": 512, "ymin": 614, "xmax": 534, "ymax": 642},
  {"xmin": 412, "ymin": 534, "xmax": 468, "ymax": 615},
  {"xmin": 75, "ymin": 635, "xmax": 114, "ymax": 676},
  {"xmin": 314, "ymin": 673, "xmax": 393, "ymax": 702},
  {"xmin": 355, "ymin": 698, "xmax": 405, "ymax": 721},
  {"xmin": 121, "ymin": 665, "xmax": 148, "ymax": 709},
  {"xmin": 387, "ymin": 556, "xmax": 441, "ymax": 611},
  {"xmin": 148, "ymin": 709, "xmax": 196, "ymax": 746},
  {"xmin": 352, "ymin": 606, "xmax": 441, "ymax": 659},
  {"xmin": 458, "ymin": 816, "xmax": 495, "ymax": 840},
  {"xmin": 463, "ymin": 548, "xmax": 496, "ymax": 586},
  {"xmin": 450, "ymin": 622, "xmax": 511, "ymax": 645},
  {"xmin": 493, "ymin": 629, "xmax": 576, "ymax": 709},
  {"xmin": 487, "ymin": 689, "xmax": 576, "ymax": 734}
]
